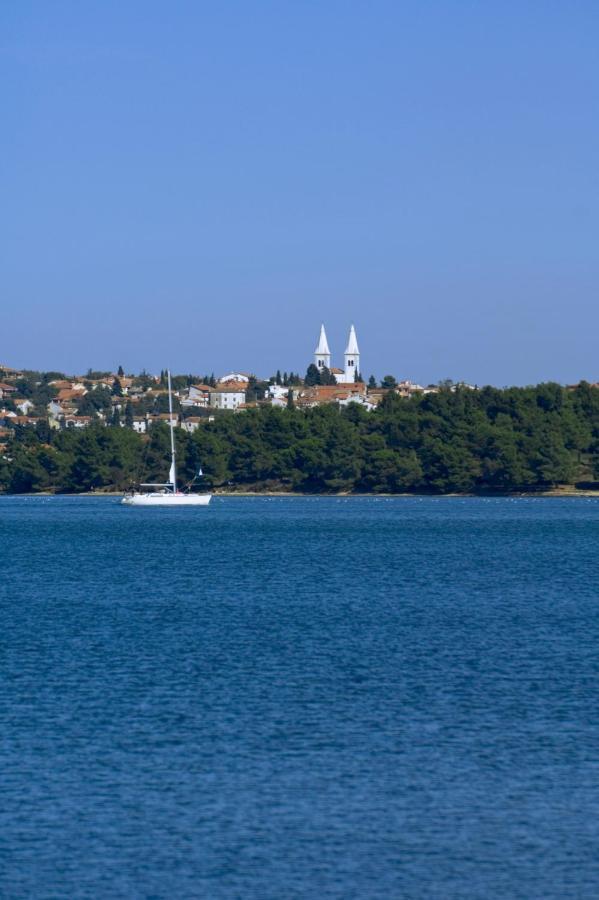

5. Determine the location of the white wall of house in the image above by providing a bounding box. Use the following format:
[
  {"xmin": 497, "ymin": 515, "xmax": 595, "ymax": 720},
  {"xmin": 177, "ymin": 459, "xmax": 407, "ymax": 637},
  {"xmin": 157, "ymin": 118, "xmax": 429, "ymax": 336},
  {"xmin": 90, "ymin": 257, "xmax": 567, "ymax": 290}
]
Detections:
[
  {"xmin": 266, "ymin": 384, "xmax": 289, "ymax": 401},
  {"xmin": 210, "ymin": 390, "xmax": 246, "ymax": 410},
  {"xmin": 337, "ymin": 394, "xmax": 376, "ymax": 411}
]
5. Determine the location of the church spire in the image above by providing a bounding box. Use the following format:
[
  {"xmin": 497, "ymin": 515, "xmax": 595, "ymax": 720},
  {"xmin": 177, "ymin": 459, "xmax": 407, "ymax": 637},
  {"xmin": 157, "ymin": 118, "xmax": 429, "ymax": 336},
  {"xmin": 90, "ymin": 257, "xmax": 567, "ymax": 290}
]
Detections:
[
  {"xmin": 314, "ymin": 324, "xmax": 331, "ymax": 370},
  {"xmin": 343, "ymin": 324, "xmax": 360, "ymax": 382},
  {"xmin": 345, "ymin": 324, "xmax": 360, "ymax": 355}
]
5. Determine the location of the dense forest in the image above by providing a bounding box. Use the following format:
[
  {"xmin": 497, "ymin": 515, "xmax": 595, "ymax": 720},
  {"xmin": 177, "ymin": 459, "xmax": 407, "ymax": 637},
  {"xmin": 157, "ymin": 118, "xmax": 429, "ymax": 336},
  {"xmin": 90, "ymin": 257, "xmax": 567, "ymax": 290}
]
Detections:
[{"xmin": 2, "ymin": 383, "xmax": 599, "ymax": 494}]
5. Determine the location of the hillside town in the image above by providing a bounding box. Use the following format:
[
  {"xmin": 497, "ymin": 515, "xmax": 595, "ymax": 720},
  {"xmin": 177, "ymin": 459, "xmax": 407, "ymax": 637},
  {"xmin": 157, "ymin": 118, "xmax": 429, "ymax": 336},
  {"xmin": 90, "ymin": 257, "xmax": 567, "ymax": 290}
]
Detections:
[{"xmin": 0, "ymin": 325, "xmax": 449, "ymax": 440}]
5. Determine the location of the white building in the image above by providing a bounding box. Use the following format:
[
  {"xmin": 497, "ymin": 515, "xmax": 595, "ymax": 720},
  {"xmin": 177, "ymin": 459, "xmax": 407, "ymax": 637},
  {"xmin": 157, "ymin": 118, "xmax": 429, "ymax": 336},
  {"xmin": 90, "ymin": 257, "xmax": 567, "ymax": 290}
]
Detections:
[
  {"xmin": 217, "ymin": 373, "xmax": 250, "ymax": 385},
  {"xmin": 182, "ymin": 384, "xmax": 213, "ymax": 408},
  {"xmin": 210, "ymin": 388, "xmax": 246, "ymax": 411},
  {"xmin": 265, "ymin": 384, "xmax": 293, "ymax": 408},
  {"xmin": 314, "ymin": 324, "xmax": 361, "ymax": 384},
  {"xmin": 181, "ymin": 417, "xmax": 207, "ymax": 433},
  {"xmin": 337, "ymin": 393, "xmax": 377, "ymax": 411},
  {"xmin": 132, "ymin": 417, "xmax": 148, "ymax": 434}
]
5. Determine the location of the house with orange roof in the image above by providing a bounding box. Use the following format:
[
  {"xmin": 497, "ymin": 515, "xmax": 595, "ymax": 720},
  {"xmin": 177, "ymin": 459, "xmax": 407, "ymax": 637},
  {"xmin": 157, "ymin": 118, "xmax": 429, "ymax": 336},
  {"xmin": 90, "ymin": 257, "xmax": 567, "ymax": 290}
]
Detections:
[
  {"xmin": 210, "ymin": 386, "xmax": 247, "ymax": 411},
  {"xmin": 0, "ymin": 382, "xmax": 17, "ymax": 399}
]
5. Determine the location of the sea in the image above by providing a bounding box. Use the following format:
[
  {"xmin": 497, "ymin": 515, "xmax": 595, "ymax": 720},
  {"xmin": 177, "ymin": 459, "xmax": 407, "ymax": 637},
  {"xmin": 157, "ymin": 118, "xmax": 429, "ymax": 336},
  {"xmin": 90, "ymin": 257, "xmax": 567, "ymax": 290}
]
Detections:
[{"xmin": 2, "ymin": 495, "xmax": 599, "ymax": 899}]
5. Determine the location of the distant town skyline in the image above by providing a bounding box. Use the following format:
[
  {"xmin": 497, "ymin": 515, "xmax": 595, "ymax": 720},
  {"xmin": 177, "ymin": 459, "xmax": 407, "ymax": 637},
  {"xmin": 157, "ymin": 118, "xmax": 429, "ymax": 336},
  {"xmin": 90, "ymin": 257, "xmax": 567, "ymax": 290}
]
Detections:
[{"xmin": 2, "ymin": 3, "xmax": 599, "ymax": 384}]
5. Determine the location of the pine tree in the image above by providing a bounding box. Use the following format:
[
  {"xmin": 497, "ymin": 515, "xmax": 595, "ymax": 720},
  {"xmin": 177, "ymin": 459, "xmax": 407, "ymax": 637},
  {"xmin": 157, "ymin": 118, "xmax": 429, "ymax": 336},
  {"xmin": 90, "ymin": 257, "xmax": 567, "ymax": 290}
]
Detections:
[
  {"xmin": 276, "ymin": 369, "xmax": 282, "ymax": 386},
  {"xmin": 368, "ymin": 375, "xmax": 377, "ymax": 388},
  {"xmin": 125, "ymin": 401, "xmax": 134, "ymax": 428},
  {"xmin": 117, "ymin": 365, "xmax": 124, "ymax": 377}
]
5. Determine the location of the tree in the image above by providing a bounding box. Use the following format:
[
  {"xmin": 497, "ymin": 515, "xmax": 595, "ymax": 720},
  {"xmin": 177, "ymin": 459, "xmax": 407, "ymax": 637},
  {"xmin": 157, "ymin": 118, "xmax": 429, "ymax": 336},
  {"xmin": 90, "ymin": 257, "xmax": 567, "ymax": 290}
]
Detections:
[
  {"xmin": 112, "ymin": 377, "xmax": 123, "ymax": 397},
  {"xmin": 304, "ymin": 364, "xmax": 321, "ymax": 386},
  {"xmin": 368, "ymin": 375, "xmax": 377, "ymax": 388},
  {"xmin": 4, "ymin": 375, "xmax": 598, "ymax": 497},
  {"xmin": 320, "ymin": 366, "xmax": 337, "ymax": 386},
  {"xmin": 117, "ymin": 365, "xmax": 124, "ymax": 377},
  {"xmin": 286, "ymin": 390, "xmax": 295, "ymax": 410},
  {"xmin": 381, "ymin": 375, "xmax": 397, "ymax": 389}
]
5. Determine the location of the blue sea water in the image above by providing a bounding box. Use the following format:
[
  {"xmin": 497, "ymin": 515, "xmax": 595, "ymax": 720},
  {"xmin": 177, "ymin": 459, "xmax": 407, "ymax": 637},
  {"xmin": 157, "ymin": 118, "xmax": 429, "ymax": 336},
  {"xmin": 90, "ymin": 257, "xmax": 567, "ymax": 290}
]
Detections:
[{"xmin": 2, "ymin": 495, "xmax": 599, "ymax": 899}]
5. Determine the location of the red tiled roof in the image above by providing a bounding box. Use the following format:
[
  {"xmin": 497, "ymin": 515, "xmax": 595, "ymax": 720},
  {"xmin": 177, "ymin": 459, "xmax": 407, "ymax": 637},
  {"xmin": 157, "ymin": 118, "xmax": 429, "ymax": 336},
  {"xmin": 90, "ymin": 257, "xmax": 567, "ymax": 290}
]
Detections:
[
  {"xmin": 212, "ymin": 384, "xmax": 247, "ymax": 393},
  {"xmin": 57, "ymin": 388, "xmax": 86, "ymax": 401}
]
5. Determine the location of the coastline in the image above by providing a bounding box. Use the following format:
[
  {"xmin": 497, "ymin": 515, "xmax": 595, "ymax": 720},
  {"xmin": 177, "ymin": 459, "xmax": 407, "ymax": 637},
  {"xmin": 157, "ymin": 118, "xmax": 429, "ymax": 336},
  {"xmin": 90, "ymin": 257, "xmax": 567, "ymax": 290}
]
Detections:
[{"xmin": 3, "ymin": 488, "xmax": 599, "ymax": 498}]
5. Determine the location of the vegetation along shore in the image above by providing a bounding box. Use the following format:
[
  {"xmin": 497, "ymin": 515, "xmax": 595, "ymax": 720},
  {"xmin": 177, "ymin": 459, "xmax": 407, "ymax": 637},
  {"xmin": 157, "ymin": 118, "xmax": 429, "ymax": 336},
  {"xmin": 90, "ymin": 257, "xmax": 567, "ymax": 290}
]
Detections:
[{"xmin": 3, "ymin": 381, "xmax": 599, "ymax": 495}]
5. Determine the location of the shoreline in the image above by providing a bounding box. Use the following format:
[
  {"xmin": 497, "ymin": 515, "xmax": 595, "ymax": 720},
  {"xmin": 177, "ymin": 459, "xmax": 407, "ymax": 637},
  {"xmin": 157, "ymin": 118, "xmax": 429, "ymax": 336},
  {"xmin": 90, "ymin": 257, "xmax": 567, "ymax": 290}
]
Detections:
[{"xmin": 3, "ymin": 489, "xmax": 599, "ymax": 499}]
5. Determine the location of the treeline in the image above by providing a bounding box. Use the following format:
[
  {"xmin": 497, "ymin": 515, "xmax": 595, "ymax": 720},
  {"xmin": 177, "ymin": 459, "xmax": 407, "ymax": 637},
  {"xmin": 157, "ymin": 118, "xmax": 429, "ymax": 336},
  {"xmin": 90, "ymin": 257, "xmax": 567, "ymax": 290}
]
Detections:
[{"xmin": 2, "ymin": 383, "xmax": 599, "ymax": 494}]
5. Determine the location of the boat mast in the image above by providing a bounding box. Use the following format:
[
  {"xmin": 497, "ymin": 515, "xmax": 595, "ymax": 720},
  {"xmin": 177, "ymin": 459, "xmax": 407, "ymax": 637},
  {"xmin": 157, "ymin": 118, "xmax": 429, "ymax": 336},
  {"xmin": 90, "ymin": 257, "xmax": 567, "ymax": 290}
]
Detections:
[{"xmin": 167, "ymin": 369, "xmax": 177, "ymax": 493}]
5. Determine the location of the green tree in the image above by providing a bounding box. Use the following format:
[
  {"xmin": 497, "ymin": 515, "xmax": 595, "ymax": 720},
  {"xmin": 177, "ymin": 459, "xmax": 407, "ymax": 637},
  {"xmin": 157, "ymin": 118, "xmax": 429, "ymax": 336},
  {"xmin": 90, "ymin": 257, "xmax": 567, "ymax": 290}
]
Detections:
[
  {"xmin": 304, "ymin": 364, "xmax": 321, "ymax": 386},
  {"xmin": 320, "ymin": 366, "xmax": 337, "ymax": 386}
]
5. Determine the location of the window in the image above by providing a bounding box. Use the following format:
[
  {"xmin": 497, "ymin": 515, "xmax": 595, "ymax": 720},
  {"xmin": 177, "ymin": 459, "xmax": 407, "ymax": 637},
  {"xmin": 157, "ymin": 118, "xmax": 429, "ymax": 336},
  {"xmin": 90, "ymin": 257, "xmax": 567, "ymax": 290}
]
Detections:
[{"xmin": 348, "ymin": 359, "xmax": 354, "ymax": 366}]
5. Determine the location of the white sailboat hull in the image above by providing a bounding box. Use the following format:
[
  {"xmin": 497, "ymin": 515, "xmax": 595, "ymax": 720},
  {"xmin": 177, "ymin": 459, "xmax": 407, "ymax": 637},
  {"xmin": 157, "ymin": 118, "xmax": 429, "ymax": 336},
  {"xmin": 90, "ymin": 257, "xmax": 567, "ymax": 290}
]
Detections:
[{"xmin": 121, "ymin": 492, "xmax": 211, "ymax": 507}]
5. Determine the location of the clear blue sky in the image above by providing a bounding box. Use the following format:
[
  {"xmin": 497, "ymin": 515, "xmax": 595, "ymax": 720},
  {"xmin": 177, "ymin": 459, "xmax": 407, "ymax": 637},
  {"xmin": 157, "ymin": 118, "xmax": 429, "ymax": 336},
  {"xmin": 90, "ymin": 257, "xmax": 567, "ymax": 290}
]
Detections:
[{"xmin": 2, "ymin": 1, "xmax": 598, "ymax": 384}]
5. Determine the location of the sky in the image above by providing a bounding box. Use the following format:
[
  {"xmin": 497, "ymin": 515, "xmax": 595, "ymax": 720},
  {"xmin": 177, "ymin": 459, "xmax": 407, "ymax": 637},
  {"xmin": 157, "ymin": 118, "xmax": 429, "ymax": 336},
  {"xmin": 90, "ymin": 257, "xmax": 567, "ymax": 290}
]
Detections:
[{"xmin": 1, "ymin": 1, "xmax": 598, "ymax": 385}]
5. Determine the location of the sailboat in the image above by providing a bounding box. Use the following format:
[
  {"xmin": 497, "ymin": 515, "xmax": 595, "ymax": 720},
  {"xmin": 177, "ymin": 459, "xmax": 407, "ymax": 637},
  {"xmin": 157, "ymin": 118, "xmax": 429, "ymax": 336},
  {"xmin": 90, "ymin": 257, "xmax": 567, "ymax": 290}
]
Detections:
[{"xmin": 121, "ymin": 370, "xmax": 212, "ymax": 507}]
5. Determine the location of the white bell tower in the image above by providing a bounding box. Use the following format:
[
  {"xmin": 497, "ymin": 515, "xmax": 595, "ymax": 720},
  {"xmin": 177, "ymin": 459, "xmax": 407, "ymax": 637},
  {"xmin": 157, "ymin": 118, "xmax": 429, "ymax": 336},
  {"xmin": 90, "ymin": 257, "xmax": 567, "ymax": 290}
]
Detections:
[
  {"xmin": 314, "ymin": 324, "xmax": 331, "ymax": 371},
  {"xmin": 343, "ymin": 324, "xmax": 360, "ymax": 382}
]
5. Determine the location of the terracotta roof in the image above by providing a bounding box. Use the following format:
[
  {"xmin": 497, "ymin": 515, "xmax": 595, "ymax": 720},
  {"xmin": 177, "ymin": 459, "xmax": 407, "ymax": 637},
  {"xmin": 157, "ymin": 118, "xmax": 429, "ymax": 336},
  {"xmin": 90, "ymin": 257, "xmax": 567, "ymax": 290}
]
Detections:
[
  {"xmin": 57, "ymin": 389, "xmax": 85, "ymax": 401},
  {"xmin": 0, "ymin": 382, "xmax": 17, "ymax": 391},
  {"xmin": 212, "ymin": 384, "xmax": 247, "ymax": 393},
  {"xmin": 307, "ymin": 383, "xmax": 365, "ymax": 396}
]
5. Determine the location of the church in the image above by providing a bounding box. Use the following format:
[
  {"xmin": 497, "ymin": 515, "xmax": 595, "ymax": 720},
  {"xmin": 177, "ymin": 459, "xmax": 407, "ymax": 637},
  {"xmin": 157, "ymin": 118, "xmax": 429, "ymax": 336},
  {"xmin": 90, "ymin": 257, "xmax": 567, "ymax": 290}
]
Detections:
[{"xmin": 314, "ymin": 324, "xmax": 360, "ymax": 384}]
